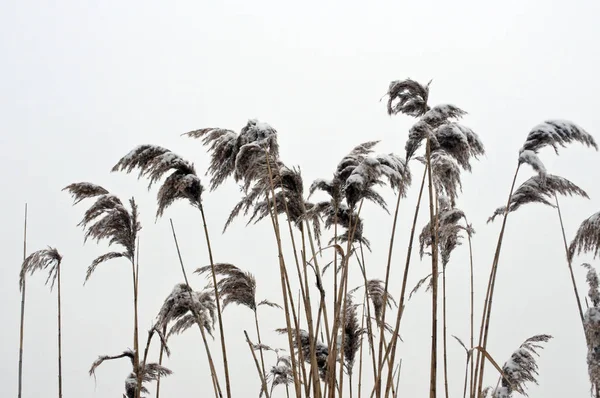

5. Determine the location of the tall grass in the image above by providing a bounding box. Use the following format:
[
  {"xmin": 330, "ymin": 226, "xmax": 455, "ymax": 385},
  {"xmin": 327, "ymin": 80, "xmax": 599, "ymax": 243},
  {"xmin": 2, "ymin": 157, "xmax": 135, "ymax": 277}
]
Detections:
[{"xmin": 17, "ymin": 79, "xmax": 599, "ymax": 398}]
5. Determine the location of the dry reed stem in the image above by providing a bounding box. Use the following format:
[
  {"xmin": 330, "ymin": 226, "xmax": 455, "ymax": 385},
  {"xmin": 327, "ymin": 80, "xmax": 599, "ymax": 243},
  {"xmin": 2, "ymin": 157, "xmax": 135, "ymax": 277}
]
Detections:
[
  {"xmin": 375, "ymin": 184, "xmax": 404, "ymax": 396},
  {"xmin": 426, "ymin": 134, "xmax": 440, "ymax": 398},
  {"xmin": 382, "ymin": 166, "xmax": 428, "ymax": 398},
  {"xmin": 263, "ymin": 151, "xmax": 303, "ymax": 398},
  {"xmin": 18, "ymin": 203, "xmax": 27, "ymax": 398},
  {"xmin": 474, "ymin": 163, "xmax": 521, "ymax": 398},
  {"xmin": 169, "ymin": 219, "xmax": 222, "ymax": 398},
  {"xmin": 245, "ymin": 331, "xmax": 271, "ymax": 398},
  {"xmin": 555, "ymin": 196, "xmax": 585, "ymax": 325}
]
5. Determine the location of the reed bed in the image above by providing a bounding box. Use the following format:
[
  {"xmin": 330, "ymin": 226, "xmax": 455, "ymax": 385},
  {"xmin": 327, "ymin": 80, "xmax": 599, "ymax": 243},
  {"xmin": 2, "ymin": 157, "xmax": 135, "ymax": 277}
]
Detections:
[{"xmin": 16, "ymin": 78, "xmax": 600, "ymax": 398}]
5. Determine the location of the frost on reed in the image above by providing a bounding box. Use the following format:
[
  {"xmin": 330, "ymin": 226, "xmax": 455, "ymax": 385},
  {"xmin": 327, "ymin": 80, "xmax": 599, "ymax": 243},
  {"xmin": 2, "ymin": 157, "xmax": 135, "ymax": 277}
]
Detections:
[
  {"xmin": 224, "ymin": 159, "xmax": 322, "ymax": 245},
  {"xmin": 89, "ymin": 349, "xmax": 172, "ymax": 398},
  {"xmin": 581, "ymin": 264, "xmax": 600, "ymax": 393},
  {"xmin": 487, "ymin": 175, "xmax": 589, "ymax": 224},
  {"xmin": 492, "ymin": 334, "xmax": 553, "ymax": 398},
  {"xmin": 419, "ymin": 200, "xmax": 467, "ymax": 265},
  {"xmin": 309, "ymin": 141, "xmax": 412, "ymax": 248},
  {"xmin": 195, "ymin": 263, "xmax": 260, "ymax": 311},
  {"xmin": 361, "ymin": 279, "xmax": 398, "ymax": 326},
  {"xmin": 19, "ymin": 247, "xmax": 62, "ymax": 290},
  {"xmin": 184, "ymin": 119, "xmax": 279, "ymax": 191},
  {"xmin": 569, "ymin": 211, "xmax": 600, "ymax": 262},
  {"xmin": 342, "ymin": 295, "xmax": 363, "ymax": 378},
  {"xmin": 62, "ymin": 183, "xmax": 140, "ymax": 281},
  {"xmin": 155, "ymin": 283, "xmax": 216, "ymax": 338},
  {"xmin": 518, "ymin": 120, "xmax": 598, "ymax": 181},
  {"xmin": 386, "ymin": 78, "xmax": 431, "ymax": 117},
  {"xmin": 277, "ymin": 328, "xmax": 331, "ymax": 381},
  {"xmin": 112, "ymin": 145, "xmax": 204, "ymax": 217}
]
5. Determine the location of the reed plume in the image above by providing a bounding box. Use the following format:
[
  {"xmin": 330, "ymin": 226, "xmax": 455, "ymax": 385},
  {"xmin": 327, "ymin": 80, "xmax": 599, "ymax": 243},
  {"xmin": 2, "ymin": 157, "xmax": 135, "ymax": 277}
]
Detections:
[
  {"xmin": 19, "ymin": 247, "xmax": 62, "ymax": 290},
  {"xmin": 156, "ymin": 283, "xmax": 216, "ymax": 337},
  {"xmin": 475, "ymin": 119, "xmax": 596, "ymax": 398},
  {"xmin": 112, "ymin": 144, "xmax": 233, "ymax": 397},
  {"xmin": 342, "ymin": 296, "xmax": 364, "ymax": 382},
  {"xmin": 569, "ymin": 211, "xmax": 600, "ymax": 262},
  {"xmin": 581, "ymin": 263, "xmax": 600, "ymax": 394},
  {"xmin": 363, "ymin": 279, "xmax": 398, "ymax": 327},
  {"xmin": 19, "ymin": 247, "xmax": 64, "ymax": 398},
  {"xmin": 184, "ymin": 119, "xmax": 279, "ymax": 191},
  {"xmin": 487, "ymin": 175, "xmax": 589, "ymax": 224},
  {"xmin": 277, "ymin": 328, "xmax": 331, "ymax": 381},
  {"xmin": 89, "ymin": 349, "xmax": 172, "ymax": 398},
  {"xmin": 492, "ymin": 334, "xmax": 553, "ymax": 397},
  {"xmin": 386, "ymin": 78, "xmax": 431, "ymax": 117},
  {"xmin": 63, "ymin": 182, "xmax": 143, "ymax": 397},
  {"xmin": 63, "ymin": 182, "xmax": 139, "ymax": 281}
]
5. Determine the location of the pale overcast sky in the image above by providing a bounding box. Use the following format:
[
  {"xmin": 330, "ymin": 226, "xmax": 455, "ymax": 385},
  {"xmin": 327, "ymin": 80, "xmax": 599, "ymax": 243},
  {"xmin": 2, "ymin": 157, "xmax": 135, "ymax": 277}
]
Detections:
[{"xmin": 2, "ymin": 1, "xmax": 600, "ymax": 397}]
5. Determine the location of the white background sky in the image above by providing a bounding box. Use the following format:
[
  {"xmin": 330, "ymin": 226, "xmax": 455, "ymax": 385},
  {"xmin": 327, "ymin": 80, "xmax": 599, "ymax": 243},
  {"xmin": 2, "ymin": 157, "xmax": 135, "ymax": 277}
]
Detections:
[{"xmin": 1, "ymin": 1, "xmax": 600, "ymax": 397}]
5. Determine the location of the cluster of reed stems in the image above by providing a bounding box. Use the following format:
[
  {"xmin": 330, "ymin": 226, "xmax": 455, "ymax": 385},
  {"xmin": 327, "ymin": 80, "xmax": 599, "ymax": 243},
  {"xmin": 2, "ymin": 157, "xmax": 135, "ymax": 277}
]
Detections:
[{"xmin": 16, "ymin": 79, "xmax": 600, "ymax": 398}]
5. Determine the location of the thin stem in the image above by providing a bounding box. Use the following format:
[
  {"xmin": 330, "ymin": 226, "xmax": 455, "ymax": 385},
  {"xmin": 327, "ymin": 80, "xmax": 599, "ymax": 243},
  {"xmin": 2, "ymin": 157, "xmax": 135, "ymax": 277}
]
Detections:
[
  {"xmin": 57, "ymin": 259, "xmax": 63, "ymax": 398},
  {"xmin": 555, "ymin": 195, "xmax": 585, "ymax": 324},
  {"xmin": 358, "ymin": 295, "xmax": 366, "ymax": 398},
  {"xmin": 131, "ymin": 257, "xmax": 141, "ymax": 398},
  {"xmin": 198, "ymin": 205, "xmax": 232, "ymax": 398},
  {"xmin": 467, "ymin": 230, "xmax": 475, "ymax": 398},
  {"xmin": 263, "ymin": 152, "xmax": 302, "ymax": 398},
  {"xmin": 474, "ymin": 163, "xmax": 521, "ymax": 397},
  {"xmin": 442, "ymin": 262, "xmax": 449, "ymax": 398},
  {"xmin": 376, "ymin": 189, "xmax": 403, "ymax": 398},
  {"xmin": 244, "ymin": 330, "xmax": 271, "ymax": 398},
  {"xmin": 18, "ymin": 203, "xmax": 27, "ymax": 398},
  {"xmin": 169, "ymin": 219, "xmax": 222, "ymax": 398},
  {"xmin": 254, "ymin": 310, "xmax": 268, "ymax": 387},
  {"xmin": 382, "ymin": 166, "xmax": 427, "ymax": 398},
  {"xmin": 425, "ymin": 134, "xmax": 440, "ymax": 398},
  {"xmin": 155, "ymin": 324, "xmax": 167, "ymax": 398}
]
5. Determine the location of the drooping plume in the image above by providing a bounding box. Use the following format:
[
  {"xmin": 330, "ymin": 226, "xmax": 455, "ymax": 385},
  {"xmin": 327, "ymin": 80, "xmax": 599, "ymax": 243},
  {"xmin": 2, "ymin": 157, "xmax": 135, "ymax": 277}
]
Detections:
[
  {"xmin": 569, "ymin": 211, "xmax": 600, "ymax": 262},
  {"xmin": 493, "ymin": 334, "xmax": 553, "ymax": 398},
  {"xmin": 364, "ymin": 279, "xmax": 398, "ymax": 326},
  {"xmin": 155, "ymin": 283, "xmax": 216, "ymax": 338},
  {"xmin": 195, "ymin": 263, "xmax": 257, "ymax": 311},
  {"xmin": 487, "ymin": 174, "xmax": 588, "ymax": 223},
  {"xmin": 184, "ymin": 119, "xmax": 279, "ymax": 191},
  {"xmin": 112, "ymin": 145, "xmax": 204, "ymax": 217},
  {"xmin": 342, "ymin": 295, "xmax": 363, "ymax": 377},
  {"xmin": 520, "ymin": 120, "xmax": 597, "ymax": 155},
  {"xmin": 276, "ymin": 328, "xmax": 331, "ymax": 381},
  {"xmin": 582, "ymin": 264, "xmax": 600, "ymax": 392},
  {"xmin": 63, "ymin": 183, "xmax": 140, "ymax": 282},
  {"xmin": 89, "ymin": 349, "xmax": 172, "ymax": 398},
  {"xmin": 19, "ymin": 247, "xmax": 62, "ymax": 291},
  {"xmin": 386, "ymin": 78, "xmax": 431, "ymax": 117}
]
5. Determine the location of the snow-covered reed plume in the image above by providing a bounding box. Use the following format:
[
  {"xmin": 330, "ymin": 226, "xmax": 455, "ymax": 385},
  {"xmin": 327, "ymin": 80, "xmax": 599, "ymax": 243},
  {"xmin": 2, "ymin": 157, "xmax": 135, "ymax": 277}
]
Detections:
[
  {"xmin": 89, "ymin": 349, "xmax": 172, "ymax": 398},
  {"xmin": 224, "ymin": 161, "xmax": 323, "ymax": 245},
  {"xmin": 581, "ymin": 263, "xmax": 600, "ymax": 393},
  {"xmin": 492, "ymin": 334, "xmax": 553, "ymax": 398},
  {"xmin": 518, "ymin": 120, "xmax": 597, "ymax": 180},
  {"xmin": 277, "ymin": 328, "xmax": 331, "ymax": 381},
  {"xmin": 386, "ymin": 78, "xmax": 431, "ymax": 117},
  {"xmin": 569, "ymin": 211, "xmax": 600, "ymax": 262},
  {"xmin": 19, "ymin": 247, "xmax": 62, "ymax": 290},
  {"xmin": 112, "ymin": 145, "xmax": 204, "ymax": 217},
  {"xmin": 487, "ymin": 174, "xmax": 589, "ymax": 223},
  {"xmin": 184, "ymin": 119, "xmax": 279, "ymax": 191},
  {"xmin": 342, "ymin": 295, "xmax": 363, "ymax": 378},
  {"xmin": 405, "ymin": 104, "xmax": 484, "ymax": 164},
  {"xmin": 363, "ymin": 279, "xmax": 398, "ymax": 326},
  {"xmin": 269, "ymin": 355, "xmax": 293, "ymax": 391},
  {"xmin": 156, "ymin": 283, "xmax": 216, "ymax": 338},
  {"xmin": 63, "ymin": 183, "xmax": 140, "ymax": 282},
  {"xmin": 195, "ymin": 263, "xmax": 258, "ymax": 311},
  {"xmin": 310, "ymin": 141, "xmax": 411, "ymax": 212}
]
